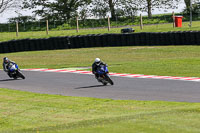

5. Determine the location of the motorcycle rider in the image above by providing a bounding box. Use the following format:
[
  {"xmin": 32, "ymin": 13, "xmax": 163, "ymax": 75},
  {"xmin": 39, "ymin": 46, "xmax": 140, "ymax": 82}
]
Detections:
[
  {"xmin": 2, "ymin": 57, "xmax": 15, "ymax": 77},
  {"xmin": 92, "ymin": 58, "xmax": 107, "ymax": 80}
]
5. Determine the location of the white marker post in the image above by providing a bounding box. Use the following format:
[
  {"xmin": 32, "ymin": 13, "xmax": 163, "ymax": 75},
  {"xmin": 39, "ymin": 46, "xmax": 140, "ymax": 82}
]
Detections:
[
  {"xmin": 46, "ymin": 20, "xmax": 49, "ymax": 35},
  {"xmin": 140, "ymin": 14, "xmax": 143, "ymax": 30},
  {"xmin": 172, "ymin": 11, "xmax": 175, "ymax": 28},
  {"xmin": 189, "ymin": 0, "xmax": 192, "ymax": 27},
  {"xmin": 108, "ymin": 16, "xmax": 111, "ymax": 31},
  {"xmin": 76, "ymin": 16, "xmax": 79, "ymax": 33},
  {"xmin": 16, "ymin": 21, "xmax": 19, "ymax": 37}
]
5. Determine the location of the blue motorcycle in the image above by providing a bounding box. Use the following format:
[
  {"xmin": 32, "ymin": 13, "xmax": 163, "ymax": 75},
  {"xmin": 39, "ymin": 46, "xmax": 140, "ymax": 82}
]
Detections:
[
  {"xmin": 96, "ymin": 64, "xmax": 114, "ymax": 85},
  {"xmin": 8, "ymin": 63, "xmax": 25, "ymax": 79}
]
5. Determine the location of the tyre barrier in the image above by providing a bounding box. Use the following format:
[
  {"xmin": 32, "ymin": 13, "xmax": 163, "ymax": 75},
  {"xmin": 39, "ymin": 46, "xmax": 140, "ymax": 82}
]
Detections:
[
  {"xmin": 94, "ymin": 34, "xmax": 103, "ymax": 47},
  {"xmin": 1, "ymin": 31, "xmax": 200, "ymax": 53}
]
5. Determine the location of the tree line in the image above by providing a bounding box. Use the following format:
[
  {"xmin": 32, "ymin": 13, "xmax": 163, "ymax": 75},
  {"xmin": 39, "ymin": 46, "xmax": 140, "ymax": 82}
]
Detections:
[
  {"xmin": 1, "ymin": 0, "xmax": 200, "ymax": 22},
  {"xmin": 21, "ymin": 0, "xmax": 181, "ymax": 20}
]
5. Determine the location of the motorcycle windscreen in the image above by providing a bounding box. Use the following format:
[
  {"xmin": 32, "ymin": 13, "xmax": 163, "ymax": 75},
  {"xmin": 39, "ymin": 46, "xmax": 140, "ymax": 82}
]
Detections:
[
  {"xmin": 9, "ymin": 64, "xmax": 18, "ymax": 72},
  {"xmin": 97, "ymin": 65, "xmax": 108, "ymax": 74}
]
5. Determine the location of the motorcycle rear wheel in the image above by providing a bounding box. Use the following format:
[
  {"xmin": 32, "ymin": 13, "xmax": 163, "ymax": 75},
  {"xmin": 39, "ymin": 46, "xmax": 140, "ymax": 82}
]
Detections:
[
  {"xmin": 17, "ymin": 71, "xmax": 25, "ymax": 79},
  {"xmin": 103, "ymin": 82, "xmax": 107, "ymax": 85}
]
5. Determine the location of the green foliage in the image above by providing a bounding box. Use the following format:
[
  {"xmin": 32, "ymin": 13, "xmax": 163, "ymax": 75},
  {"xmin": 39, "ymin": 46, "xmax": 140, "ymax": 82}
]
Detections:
[
  {"xmin": 139, "ymin": 0, "xmax": 180, "ymax": 18},
  {"xmin": 8, "ymin": 16, "xmax": 36, "ymax": 23},
  {"xmin": 0, "ymin": 0, "xmax": 21, "ymax": 13},
  {"xmin": 142, "ymin": 18, "xmax": 168, "ymax": 24},
  {"xmin": 182, "ymin": 2, "xmax": 200, "ymax": 15},
  {"xmin": 56, "ymin": 23, "xmax": 74, "ymax": 30},
  {"xmin": 91, "ymin": 0, "xmax": 139, "ymax": 20},
  {"xmin": 22, "ymin": 0, "xmax": 91, "ymax": 21}
]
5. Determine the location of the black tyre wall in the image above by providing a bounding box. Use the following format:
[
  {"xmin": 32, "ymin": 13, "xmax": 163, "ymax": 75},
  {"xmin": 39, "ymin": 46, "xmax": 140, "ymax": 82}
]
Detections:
[{"xmin": 1, "ymin": 31, "xmax": 200, "ymax": 53}]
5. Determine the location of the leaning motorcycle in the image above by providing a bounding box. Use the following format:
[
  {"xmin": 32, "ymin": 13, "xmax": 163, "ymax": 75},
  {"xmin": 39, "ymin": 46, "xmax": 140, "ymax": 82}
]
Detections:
[
  {"xmin": 96, "ymin": 64, "xmax": 114, "ymax": 85},
  {"xmin": 8, "ymin": 63, "xmax": 25, "ymax": 79}
]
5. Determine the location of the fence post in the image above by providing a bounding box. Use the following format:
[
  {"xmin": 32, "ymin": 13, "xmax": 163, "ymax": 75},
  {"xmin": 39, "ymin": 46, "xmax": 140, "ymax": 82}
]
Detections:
[
  {"xmin": 46, "ymin": 20, "xmax": 49, "ymax": 35},
  {"xmin": 172, "ymin": 11, "xmax": 175, "ymax": 28},
  {"xmin": 76, "ymin": 16, "xmax": 79, "ymax": 33},
  {"xmin": 16, "ymin": 21, "xmax": 19, "ymax": 37},
  {"xmin": 140, "ymin": 14, "xmax": 143, "ymax": 30},
  {"xmin": 189, "ymin": 0, "xmax": 192, "ymax": 27},
  {"xmin": 108, "ymin": 16, "xmax": 111, "ymax": 31}
]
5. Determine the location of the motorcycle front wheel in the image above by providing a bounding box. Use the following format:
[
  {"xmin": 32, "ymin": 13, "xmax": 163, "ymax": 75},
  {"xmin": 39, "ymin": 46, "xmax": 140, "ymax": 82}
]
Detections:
[{"xmin": 105, "ymin": 74, "xmax": 114, "ymax": 85}]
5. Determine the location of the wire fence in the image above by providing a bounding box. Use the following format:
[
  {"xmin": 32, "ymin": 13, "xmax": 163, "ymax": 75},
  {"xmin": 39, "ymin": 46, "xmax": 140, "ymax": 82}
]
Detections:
[
  {"xmin": 2, "ymin": 13, "xmax": 198, "ymax": 32},
  {"xmin": 1, "ymin": 13, "xmax": 200, "ymax": 41},
  {"xmin": 0, "ymin": 18, "xmax": 112, "ymax": 32}
]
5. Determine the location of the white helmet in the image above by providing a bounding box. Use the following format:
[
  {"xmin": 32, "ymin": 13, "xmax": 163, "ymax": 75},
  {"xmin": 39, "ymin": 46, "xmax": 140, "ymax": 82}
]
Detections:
[{"xmin": 95, "ymin": 58, "xmax": 101, "ymax": 64}]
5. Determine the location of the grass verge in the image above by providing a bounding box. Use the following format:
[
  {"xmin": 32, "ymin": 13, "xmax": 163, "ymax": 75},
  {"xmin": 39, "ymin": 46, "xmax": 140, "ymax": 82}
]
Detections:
[
  {"xmin": 1, "ymin": 46, "xmax": 200, "ymax": 77},
  {"xmin": 1, "ymin": 46, "xmax": 200, "ymax": 132},
  {"xmin": 1, "ymin": 21, "xmax": 200, "ymax": 42},
  {"xmin": 0, "ymin": 88, "xmax": 200, "ymax": 133}
]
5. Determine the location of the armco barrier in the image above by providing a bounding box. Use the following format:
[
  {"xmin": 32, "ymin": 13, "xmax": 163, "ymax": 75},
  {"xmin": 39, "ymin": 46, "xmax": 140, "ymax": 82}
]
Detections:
[{"xmin": 1, "ymin": 31, "xmax": 200, "ymax": 53}]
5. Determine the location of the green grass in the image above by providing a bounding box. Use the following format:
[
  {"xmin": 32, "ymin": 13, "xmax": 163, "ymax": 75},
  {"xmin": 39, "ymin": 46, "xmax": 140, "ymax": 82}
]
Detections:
[
  {"xmin": 1, "ymin": 46, "xmax": 200, "ymax": 132},
  {"xmin": 1, "ymin": 21, "xmax": 200, "ymax": 42},
  {"xmin": 0, "ymin": 88, "xmax": 200, "ymax": 133},
  {"xmin": 1, "ymin": 46, "xmax": 200, "ymax": 77}
]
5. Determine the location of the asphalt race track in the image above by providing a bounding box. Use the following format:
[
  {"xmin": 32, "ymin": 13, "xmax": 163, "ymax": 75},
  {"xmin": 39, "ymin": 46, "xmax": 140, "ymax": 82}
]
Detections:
[{"xmin": 0, "ymin": 70, "xmax": 200, "ymax": 103}]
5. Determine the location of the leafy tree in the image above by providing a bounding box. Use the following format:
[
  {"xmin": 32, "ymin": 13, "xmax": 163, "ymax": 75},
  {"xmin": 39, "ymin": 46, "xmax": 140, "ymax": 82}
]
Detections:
[
  {"xmin": 183, "ymin": 0, "xmax": 200, "ymax": 14},
  {"xmin": 119, "ymin": 0, "xmax": 138, "ymax": 17},
  {"xmin": 0, "ymin": 0, "xmax": 21, "ymax": 13},
  {"xmin": 91, "ymin": 0, "xmax": 139, "ymax": 20},
  {"xmin": 184, "ymin": 0, "xmax": 190, "ymax": 12},
  {"xmin": 90, "ymin": 0, "xmax": 109, "ymax": 18},
  {"xmin": 8, "ymin": 15, "xmax": 36, "ymax": 23},
  {"xmin": 108, "ymin": 0, "xmax": 116, "ymax": 20},
  {"xmin": 139, "ymin": 0, "xmax": 181, "ymax": 18},
  {"xmin": 78, "ymin": 5, "xmax": 91, "ymax": 20},
  {"xmin": 22, "ymin": 0, "xmax": 91, "ymax": 21}
]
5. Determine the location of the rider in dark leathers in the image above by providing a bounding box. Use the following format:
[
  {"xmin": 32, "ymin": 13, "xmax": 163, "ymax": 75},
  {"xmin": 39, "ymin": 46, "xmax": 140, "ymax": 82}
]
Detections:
[
  {"xmin": 92, "ymin": 58, "xmax": 107, "ymax": 80},
  {"xmin": 2, "ymin": 57, "xmax": 15, "ymax": 77}
]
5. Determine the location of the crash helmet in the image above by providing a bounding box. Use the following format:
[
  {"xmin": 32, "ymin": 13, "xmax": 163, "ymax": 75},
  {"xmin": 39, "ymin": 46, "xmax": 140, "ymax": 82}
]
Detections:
[
  {"xmin": 95, "ymin": 58, "xmax": 101, "ymax": 65},
  {"xmin": 3, "ymin": 57, "xmax": 9, "ymax": 64}
]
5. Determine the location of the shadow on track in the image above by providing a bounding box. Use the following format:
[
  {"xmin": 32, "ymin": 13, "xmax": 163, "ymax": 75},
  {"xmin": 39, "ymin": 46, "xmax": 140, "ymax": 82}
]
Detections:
[
  {"xmin": 74, "ymin": 85, "xmax": 109, "ymax": 89},
  {"xmin": 0, "ymin": 79, "xmax": 21, "ymax": 82}
]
